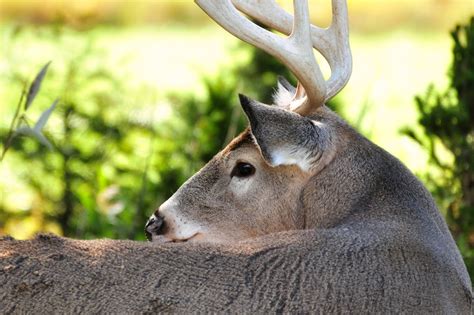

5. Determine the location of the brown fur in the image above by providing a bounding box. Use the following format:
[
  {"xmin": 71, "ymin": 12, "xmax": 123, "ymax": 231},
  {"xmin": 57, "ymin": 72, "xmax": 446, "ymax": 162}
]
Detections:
[{"xmin": 1, "ymin": 231, "xmax": 472, "ymax": 313}]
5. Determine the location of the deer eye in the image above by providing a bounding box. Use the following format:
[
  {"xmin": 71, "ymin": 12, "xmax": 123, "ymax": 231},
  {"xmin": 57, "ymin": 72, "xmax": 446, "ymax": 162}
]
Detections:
[{"xmin": 231, "ymin": 162, "xmax": 255, "ymax": 178}]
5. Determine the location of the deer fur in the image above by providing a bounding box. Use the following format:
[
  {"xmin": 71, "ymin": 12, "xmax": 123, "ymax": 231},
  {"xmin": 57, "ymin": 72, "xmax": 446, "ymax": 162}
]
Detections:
[
  {"xmin": 141, "ymin": 79, "xmax": 472, "ymax": 311},
  {"xmin": 0, "ymin": 232, "xmax": 472, "ymax": 313},
  {"xmin": 150, "ymin": 0, "xmax": 471, "ymax": 310}
]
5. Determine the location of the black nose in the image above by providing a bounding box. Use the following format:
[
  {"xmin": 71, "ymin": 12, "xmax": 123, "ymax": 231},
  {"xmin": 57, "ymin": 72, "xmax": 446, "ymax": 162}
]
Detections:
[{"xmin": 145, "ymin": 214, "xmax": 164, "ymax": 241}]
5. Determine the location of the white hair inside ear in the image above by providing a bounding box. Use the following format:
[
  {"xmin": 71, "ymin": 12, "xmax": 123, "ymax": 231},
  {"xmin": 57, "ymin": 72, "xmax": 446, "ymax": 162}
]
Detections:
[
  {"xmin": 273, "ymin": 80, "xmax": 295, "ymax": 109},
  {"xmin": 273, "ymin": 77, "xmax": 308, "ymax": 112}
]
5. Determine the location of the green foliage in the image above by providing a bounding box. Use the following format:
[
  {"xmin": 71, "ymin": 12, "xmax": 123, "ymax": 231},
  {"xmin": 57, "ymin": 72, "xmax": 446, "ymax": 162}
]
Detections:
[
  {"xmin": 236, "ymin": 43, "xmax": 294, "ymax": 102},
  {"xmin": 168, "ymin": 74, "xmax": 245, "ymax": 167},
  {"xmin": 0, "ymin": 26, "xmax": 159, "ymax": 239},
  {"xmin": 1, "ymin": 62, "xmax": 57, "ymax": 160},
  {"xmin": 403, "ymin": 17, "xmax": 474, "ymax": 279}
]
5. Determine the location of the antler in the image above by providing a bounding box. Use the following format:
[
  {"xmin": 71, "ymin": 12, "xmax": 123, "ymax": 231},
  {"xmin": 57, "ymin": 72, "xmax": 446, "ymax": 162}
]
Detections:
[
  {"xmin": 233, "ymin": 0, "xmax": 352, "ymax": 103},
  {"xmin": 195, "ymin": 0, "xmax": 352, "ymax": 115}
]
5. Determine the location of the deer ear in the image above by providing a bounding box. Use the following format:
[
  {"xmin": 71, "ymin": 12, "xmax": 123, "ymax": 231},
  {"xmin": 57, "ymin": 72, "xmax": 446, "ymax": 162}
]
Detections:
[{"xmin": 239, "ymin": 94, "xmax": 329, "ymax": 172}]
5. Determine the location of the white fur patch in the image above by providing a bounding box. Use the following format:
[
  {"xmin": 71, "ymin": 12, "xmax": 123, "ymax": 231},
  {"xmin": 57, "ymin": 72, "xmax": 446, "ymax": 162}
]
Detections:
[
  {"xmin": 171, "ymin": 212, "xmax": 204, "ymax": 240},
  {"xmin": 158, "ymin": 197, "xmax": 177, "ymax": 215},
  {"xmin": 272, "ymin": 81, "xmax": 309, "ymax": 112},
  {"xmin": 311, "ymin": 120, "xmax": 325, "ymax": 128},
  {"xmin": 273, "ymin": 81, "xmax": 294, "ymax": 108},
  {"xmin": 159, "ymin": 195, "xmax": 205, "ymax": 240},
  {"xmin": 270, "ymin": 145, "xmax": 314, "ymax": 172},
  {"xmin": 269, "ymin": 120, "xmax": 331, "ymax": 173},
  {"xmin": 229, "ymin": 176, "xmax": 254, "ymax": 197}
]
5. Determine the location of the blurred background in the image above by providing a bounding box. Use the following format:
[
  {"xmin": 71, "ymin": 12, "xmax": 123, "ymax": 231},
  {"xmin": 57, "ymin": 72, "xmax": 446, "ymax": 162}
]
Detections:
[{"xmin": 0, "ymin": 0, "xmax": 473, "ymax": 276}]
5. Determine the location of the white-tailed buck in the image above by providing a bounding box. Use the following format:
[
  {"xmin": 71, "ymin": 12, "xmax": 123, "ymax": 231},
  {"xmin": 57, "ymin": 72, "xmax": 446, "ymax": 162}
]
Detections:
[
  {"xmin": 144, "ymin": 0, "xmax": 471, "ymax": 310},
  {"xmin": 0, "ymin": 1, "xmax": 470, "ymax": 313}
]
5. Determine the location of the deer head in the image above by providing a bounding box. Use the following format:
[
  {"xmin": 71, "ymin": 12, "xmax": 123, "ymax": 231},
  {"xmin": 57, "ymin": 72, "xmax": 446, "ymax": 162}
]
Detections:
[{"xmin": 144, "ymin": 0, "xmax": 384, "ymax": 243}]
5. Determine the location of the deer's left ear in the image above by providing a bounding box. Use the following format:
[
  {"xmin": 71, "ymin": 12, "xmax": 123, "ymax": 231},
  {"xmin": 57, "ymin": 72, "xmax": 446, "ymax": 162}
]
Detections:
[{"xmin": 239, "ymin": 94, "xmax": 332, "ymax": 172}]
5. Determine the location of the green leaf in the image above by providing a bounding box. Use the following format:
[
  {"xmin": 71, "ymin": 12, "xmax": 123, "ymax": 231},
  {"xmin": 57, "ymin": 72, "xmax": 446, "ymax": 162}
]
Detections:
[
  {"xmin": 25, "ymin": 61, "xmax": 51, "ymax": 110},
  {"xmin": 15, "ymin": 126, "xmax": 53, "ymax": 150},
  {"xmin": 14, "ymin": 99, "xmax": 58, "ymax": 150},
  {"xmin": 34, "ymin": 99, "xmax": 58, "ymax": 131}
]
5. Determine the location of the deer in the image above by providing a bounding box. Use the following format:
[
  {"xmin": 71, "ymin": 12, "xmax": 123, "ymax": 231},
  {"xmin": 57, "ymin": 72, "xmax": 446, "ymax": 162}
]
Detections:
[
  {"xmin": 143, "ymin": 0, "xmax": 472, "ymax": 308},
  {"xmin": 0, "ymin": 1, "xmax": 470, "ymax": 313}
]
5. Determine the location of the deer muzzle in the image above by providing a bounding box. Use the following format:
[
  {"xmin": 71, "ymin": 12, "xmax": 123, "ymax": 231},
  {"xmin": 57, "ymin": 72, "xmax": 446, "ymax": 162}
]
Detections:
[{"xmin": 145, "ymin": 214, "xmax": 165, "ymax": 241}]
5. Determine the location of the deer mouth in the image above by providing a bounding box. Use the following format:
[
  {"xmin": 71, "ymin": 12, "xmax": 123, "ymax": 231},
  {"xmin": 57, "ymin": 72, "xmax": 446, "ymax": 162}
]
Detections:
[
  {"xmin": 169, "ymin": 233, "xmax": 201, "ymax": 243},
  {"xmin": 148, "ymin": 233, "xmax": 201, "ymax": 243}
]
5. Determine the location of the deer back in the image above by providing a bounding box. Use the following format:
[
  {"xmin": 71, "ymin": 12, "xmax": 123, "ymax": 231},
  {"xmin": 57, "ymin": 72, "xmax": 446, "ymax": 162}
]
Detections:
[{"xmin": 0, "ymin": 232, "xmax": 471, "ymax": 313}]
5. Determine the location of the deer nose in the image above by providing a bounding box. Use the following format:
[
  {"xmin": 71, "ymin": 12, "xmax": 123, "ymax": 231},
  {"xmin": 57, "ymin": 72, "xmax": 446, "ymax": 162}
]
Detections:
[{"xmin": 145, "ymin": 214, "xmax": 165, "ymax": 241}]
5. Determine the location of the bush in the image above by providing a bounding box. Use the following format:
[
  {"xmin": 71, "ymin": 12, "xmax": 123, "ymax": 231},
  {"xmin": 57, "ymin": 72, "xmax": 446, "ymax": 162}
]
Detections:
[{"xmin": 403, "ymin": 17, "xmax": 474, "ymax": 279}]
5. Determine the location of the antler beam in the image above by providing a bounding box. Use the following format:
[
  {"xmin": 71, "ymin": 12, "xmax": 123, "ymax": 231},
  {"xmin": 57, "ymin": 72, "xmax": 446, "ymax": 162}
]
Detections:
[
  {"xmin": 196, "ymin": 0, "xmax": 327, "ymax": 111},
  {"xmin": 196, "ymin": 0, "xmax": 352, "ymax": 114},
  {"xmin": 232, "ymin": 0, "xmax": 352, "ymax": 102}
]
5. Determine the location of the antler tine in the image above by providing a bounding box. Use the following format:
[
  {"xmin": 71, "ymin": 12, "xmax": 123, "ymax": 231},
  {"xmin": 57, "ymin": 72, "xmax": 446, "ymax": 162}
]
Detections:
[
  {"xmin": 291, "ymin": 0, "xmax": 311, "ymax": 44},
  {"xmin": 233, "ymin": 0, "xmax": 352, "ymax": 102},
  {"xmin": 325, "ymin": 0, "xmax": 351, "ymax": 100},
  {"xmin": 196, "ymin": 0, "xmax": 327, "ymax": 111}
]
